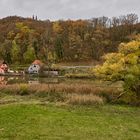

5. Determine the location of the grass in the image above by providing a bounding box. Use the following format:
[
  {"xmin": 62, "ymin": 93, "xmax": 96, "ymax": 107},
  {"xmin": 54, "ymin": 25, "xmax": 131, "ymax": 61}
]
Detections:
[
  {"xmin": 0, "ymin": 83, "xmax": 122, "ymax": 105},
  {"xmin": 67, "ymin": 94, "xmax": 104, "ymax": 105},
  {"xmin": 0, "ymin": 104, "xmax": 139, "ymax": 140}
]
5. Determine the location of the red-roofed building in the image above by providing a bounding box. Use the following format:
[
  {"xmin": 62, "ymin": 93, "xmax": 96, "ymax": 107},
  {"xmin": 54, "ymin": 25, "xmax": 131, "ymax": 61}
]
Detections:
[
  {"xmin": 28, "ymin": 60, "xmax": 44, "ymax": 74},
  {"xmin": 0, "ymin": 60, "xmax": 8, "ymax": 74}
]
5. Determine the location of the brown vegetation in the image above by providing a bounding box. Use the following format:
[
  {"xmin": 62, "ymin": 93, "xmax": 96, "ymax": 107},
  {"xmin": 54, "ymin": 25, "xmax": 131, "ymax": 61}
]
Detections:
[
  {"xmin": 0, "ymin": 83, "xmax": 122, "ymax": 105},
  {"xmin": 67, "ymin": 94, "xmax": 104, "ymax": 105}
]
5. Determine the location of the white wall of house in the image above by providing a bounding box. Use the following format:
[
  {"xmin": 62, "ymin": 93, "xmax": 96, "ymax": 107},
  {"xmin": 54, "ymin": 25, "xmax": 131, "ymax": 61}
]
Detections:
[{"xmin": 28, "ymin": 64, "xmax": 40, "ymax": 74}]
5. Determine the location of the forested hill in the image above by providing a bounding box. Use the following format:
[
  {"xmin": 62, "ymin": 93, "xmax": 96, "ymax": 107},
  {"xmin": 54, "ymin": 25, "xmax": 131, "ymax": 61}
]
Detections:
[{"xmin": 0, "ymin": 14, "xmax": 140, "ymax": 64}]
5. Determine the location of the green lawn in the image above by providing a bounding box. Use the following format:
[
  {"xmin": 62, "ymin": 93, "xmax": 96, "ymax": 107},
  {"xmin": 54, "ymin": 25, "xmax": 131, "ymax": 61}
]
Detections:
[{"xmin": 0, "ymin": 104, "xmax": 140, "ymax": 140}]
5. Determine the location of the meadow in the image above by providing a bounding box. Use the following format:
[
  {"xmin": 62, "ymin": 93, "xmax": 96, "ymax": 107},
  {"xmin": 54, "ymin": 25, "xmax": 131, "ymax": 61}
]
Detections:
[
  {"xmin": 0, "ymin": 104, "xmax": 140, "ymax": 140},
  {"xmin": 0, "ymin": 78, "xmax": 139, "ymax": 140}
]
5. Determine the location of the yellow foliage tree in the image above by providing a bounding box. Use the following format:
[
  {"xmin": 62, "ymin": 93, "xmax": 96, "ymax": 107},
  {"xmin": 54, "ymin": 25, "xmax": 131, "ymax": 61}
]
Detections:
[{"xmin": 93, "ymin": 36, "xmax": 140, "ymax": 104}]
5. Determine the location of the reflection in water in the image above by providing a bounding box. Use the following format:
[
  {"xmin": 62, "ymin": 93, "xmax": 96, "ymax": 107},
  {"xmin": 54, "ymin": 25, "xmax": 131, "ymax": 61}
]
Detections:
[
  {"xmin": 0, "ymin": 76, "xmax": 7, "ymax": 85},
  {"xmin": 28, "ymin": 77, "xmax": 59, "ymax": 84},
  {"xmin": 0, "ymin": 76, "xmax": 60, "ymax": 85},
  {"xmin": 0, "ymin": 76, "xmax": 100, "ymax": 85},
  {"xmin": 0, "ymin": 76, "xmax": 113, "ymax": 87}
]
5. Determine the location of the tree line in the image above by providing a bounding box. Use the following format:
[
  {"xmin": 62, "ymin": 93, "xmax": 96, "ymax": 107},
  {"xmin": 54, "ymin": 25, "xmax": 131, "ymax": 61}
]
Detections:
[{"xmin": 0, "ymin": 13, "xmax": 139, "ymax": 64}]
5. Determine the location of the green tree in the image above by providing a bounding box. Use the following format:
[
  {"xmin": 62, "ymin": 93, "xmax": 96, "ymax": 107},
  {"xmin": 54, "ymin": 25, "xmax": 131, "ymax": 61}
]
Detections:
[
  {"xmin": 54, "ymin": 36, "xmax": 64, "ymax": 60},
  {"xmin": 11, "ymin": 40, "xmax": 20, "ymax": 64},
  {"xmin": 23, "ymin": 46, "xmax": 36, "ymax": 64},
  {"xmin": 0, "ymin": 39, "xmax": 12, "ymax": 63},
  {"xmin": 47, "ymin": 51, "xmax": 57, "ymax": 69},
  {"xmin": 13, "ymin": 22, "xmax": 35, "ymax": 63}
]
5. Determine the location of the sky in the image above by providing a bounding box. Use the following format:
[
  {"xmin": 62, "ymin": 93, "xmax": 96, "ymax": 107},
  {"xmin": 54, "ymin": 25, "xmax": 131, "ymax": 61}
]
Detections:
[{"xmin": 0, "ymin": 0, "xmax": 139, "ymax": 20}]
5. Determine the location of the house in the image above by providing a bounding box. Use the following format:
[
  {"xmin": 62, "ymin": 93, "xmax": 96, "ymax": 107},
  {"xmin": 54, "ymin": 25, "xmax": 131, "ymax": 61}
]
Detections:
[
  {"xmin": 0, "ymin": 60, "xmax": 8, "ymax": 74},
  {"xmin": 28, "ymin": 60, "xmax": 43, "ymax": 74}
]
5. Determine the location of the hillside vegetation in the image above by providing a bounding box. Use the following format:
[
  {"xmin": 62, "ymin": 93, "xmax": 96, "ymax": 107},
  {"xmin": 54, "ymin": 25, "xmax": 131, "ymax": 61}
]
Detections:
[{"xmin": 0, "ymin": 13, "xmax": 140, "ymax": 64}]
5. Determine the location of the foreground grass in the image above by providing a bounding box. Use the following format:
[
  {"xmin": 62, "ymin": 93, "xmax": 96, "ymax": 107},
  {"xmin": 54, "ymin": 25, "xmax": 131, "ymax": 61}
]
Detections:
[{"xmin": 0, "ymin": 104, "xmax": 139, "ymax": 140}]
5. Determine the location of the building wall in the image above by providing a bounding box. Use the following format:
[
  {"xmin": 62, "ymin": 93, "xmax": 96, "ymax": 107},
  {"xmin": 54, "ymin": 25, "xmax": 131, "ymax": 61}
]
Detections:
[{"xmin": 28, "ymin": 64, "xmax": 40, "ymax": 74}]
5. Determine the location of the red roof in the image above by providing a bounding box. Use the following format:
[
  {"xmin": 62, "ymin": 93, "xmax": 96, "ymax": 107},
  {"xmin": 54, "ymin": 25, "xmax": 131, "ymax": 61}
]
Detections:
[{"xmin": 32, "ymin": 60, "xmax": 43, "ymax": 66}]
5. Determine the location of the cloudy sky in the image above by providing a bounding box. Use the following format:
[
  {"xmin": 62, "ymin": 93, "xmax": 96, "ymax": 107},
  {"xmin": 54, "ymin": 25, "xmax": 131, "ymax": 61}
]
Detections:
[{"xmin": 0, "ymin": 0, "xmax": 139, "ymax": 20}]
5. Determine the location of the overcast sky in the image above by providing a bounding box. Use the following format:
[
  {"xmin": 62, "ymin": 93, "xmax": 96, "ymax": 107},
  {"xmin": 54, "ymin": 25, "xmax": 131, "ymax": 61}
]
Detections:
[{"xmin": 0, "ymin": 0, "xmax": 139, "ymax": 20}]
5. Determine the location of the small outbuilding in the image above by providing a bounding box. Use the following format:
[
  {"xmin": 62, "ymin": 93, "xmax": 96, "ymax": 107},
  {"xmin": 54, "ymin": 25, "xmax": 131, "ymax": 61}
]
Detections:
[{"xmin": 28, "ymin": 60, "xmax": 44, "ymax": 74}]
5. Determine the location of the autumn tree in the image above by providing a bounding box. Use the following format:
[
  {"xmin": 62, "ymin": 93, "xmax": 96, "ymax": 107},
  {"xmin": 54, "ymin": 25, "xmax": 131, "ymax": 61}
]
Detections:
[
  {"xmin": 0, "ymin": 14, "xmax": 139, "ymax": 63},
  {"xmin": 94, "ymin": 36, "xmax": 140, "ymax": 104},
  {"xmin": 9, "ymin": 22, "xmax": 40, "ymax": 63}
]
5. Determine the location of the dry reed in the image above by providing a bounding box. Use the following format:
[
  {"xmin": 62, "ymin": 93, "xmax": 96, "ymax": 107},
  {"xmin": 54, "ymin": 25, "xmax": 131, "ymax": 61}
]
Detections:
[
  {"xmin": 67, "ymin": 94, "xmax": 104, "ymax": 105},
  {"xmin": 0, "ymin": 83, "xmax": 121, "ymax": 104}
]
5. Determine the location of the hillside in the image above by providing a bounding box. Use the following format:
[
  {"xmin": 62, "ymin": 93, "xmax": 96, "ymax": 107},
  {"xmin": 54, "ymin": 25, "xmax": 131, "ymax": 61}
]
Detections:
[{"xmin": 0, "ymin": 14, "xmax": 140, "ymax": 64}]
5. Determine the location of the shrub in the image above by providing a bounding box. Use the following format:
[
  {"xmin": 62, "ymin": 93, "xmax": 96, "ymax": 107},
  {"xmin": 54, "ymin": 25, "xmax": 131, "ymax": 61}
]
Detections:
[{"xmin": 18, "ymin": 84, "xmax": 29, "ymax": 96}]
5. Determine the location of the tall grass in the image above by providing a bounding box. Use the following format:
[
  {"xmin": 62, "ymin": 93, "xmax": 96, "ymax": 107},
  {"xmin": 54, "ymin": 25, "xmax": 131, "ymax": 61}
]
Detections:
[
  {"xmin": 67, "ymin": 94, "xmax": 104, "ymax": 105},
  {"xmin": 0, "ymin": 83, "xmax": 121, "ymax": 105}
]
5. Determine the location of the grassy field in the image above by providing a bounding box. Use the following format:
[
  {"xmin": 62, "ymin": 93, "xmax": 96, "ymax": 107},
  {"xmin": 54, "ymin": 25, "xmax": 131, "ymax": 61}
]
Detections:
[
  {"xmin": 0, "ymin": 80, "xmax": 139, "ymax": 139},
  {"xmin": 0, "ymin": 104, "xmax": 140, "ymax": 140}
]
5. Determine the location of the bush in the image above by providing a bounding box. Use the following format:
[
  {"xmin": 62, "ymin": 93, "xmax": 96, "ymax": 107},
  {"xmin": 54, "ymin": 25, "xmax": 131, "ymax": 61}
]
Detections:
[{"xmin": 18, "ymin": 84, "xmax": 29, "ymax": 96}]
